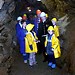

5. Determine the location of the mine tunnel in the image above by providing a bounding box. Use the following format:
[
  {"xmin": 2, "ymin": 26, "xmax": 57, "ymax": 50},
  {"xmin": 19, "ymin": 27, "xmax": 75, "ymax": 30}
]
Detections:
[{"xmin": 0, "ymin": 0, "xmax": 75, "ymax": 75}]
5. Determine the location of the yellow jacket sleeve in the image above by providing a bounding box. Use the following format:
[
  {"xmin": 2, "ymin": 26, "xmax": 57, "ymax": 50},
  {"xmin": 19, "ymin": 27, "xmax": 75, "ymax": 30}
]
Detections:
[
  {"xmin": 52, "ymin": 34, "xmax": 61, "ymax": 58},
  {"xmin": 45, "ymin": 36, "xmax": 47, "ymax": 47},
  {"xmin": 52, "ymin": 34, "xmax": 58, "ymax": 49},
  {"xmin": 25, "ymin": 32, "xmax": 38, "ymax": 53},
  {"xmin": 54, "ymin": 26, "xmax": 59, "ymax": 37},
  {"xmin": 33, "ymin": 32, "xmax": 38, "ymax": 40}
]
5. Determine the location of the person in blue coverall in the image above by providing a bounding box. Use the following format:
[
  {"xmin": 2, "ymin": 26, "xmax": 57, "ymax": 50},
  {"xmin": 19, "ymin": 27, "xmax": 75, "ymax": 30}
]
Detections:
[
  {"xmin": 16, "ymin": 16, "xmax": 22, "ymax": 44},
  {"xmin": 34, "ymin": 9, "xmax": 41, "ymax": 36},
  {"xmin": 16, "ymin": 19, "xmax": 29, "ymax": 63}
]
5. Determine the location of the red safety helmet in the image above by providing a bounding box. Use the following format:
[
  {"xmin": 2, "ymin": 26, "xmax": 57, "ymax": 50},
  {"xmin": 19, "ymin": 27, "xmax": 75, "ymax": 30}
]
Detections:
[
  {"xmin": 36, "ymin": 9, "xmax": 41, "ymax": 15},
  {"xmin": 22, "ymin": 14, "xmax": 27, "ymax": 20}
]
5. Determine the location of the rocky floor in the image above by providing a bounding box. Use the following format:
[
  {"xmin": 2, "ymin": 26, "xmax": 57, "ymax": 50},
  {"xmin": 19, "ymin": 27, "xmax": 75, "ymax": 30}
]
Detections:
[
  {"xmin": 9, "ymin": 14, "xmax": 75, "ymax": 75},
  {"xmin": 10, "ymin": 51, "xmax": 69, "ymax": 75}
]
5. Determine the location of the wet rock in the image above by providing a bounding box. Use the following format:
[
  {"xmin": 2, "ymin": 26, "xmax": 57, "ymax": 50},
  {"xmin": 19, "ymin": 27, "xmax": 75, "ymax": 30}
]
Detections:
[
  {"xmin": 0, "ymin": 10, "xmax": 12, "ymax": 24},
  {"xmin": 5, "ymin": 0, "xmax": 13, "ymax": 3},
  {"xmin": 0, "ymin": 25, "xmax": 5, "ymax": 32},
  {"xmin": 8, "ymin": 1, "xmax": 15, "ymax": 13},
  {"xmin": 0, "ymin": 0, "xmax": 15, "ymax": 74},
  {"xmin": 0, "ymin": 67, "xmax": 8, "ymax": 75},
  {"xmin": 0, "ymin": 54, "xmax": 4, "ymax": 64},
  {"xmin": 41, "ymin": 0, "xmax": 75, "ymax": 74},
  {"xmin": 0, "ymin": 0, "xmax": 4, "ymax": 9}
]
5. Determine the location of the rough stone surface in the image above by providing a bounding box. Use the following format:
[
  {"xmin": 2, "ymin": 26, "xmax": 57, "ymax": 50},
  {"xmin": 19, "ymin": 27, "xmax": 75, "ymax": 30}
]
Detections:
[
  {"xmin": 0, "ymin": 10, "xmax": 12, "ymax": 24},
  {"xmin": 0, "ymin": 67, "xmax": 8, "ymax": 75},
  {"xmin": 0, "ymin": 0, "xmax": 4, "ymax": 9},
  {"xmin": 0, "ymin": 0, "xmax": 15, "ymax": 75},
  {"xmin": 0, "ymin": 0, "xmax": 75, "ymax": 75},
  {"xmin": 41, "ymin": 0, "xmax": 75, "ymax": 74}
]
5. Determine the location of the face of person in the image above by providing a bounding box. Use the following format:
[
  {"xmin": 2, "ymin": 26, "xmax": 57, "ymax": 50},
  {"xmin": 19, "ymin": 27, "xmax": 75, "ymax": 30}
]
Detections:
[
  {"xmin": 37, "ymin": 14, "xmax": 40, "ymax": 17},
  {"xmin": 22, "ymin": 22, "xmax": 26, "ymax": 28},
  {"xmin": 18, "ymin": 19, "xmax": 22, "ymax": 22},
  {"xmin": 41, "ymin": 16, "xmax": 46, "ymax": 22},
  {"xmin": 48, "ymin": 30, "xmax": 53, "ymax": 35},
  {"xmin": 52, "ymin": 20, "xmax": 56, "ymax": 26}
]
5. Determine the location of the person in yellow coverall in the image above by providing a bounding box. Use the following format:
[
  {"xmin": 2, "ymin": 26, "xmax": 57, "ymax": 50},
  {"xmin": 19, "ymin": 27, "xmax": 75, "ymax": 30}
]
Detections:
[
  {"xmin": 45, "ymin": 26, "xmax": 61, "ymax": 69},
  {"xmin": 25, "ymin": 24, "xmax": 39, "ymax": 67},
  {"xmin": 51, "ymin": 18, "xmax": 59, "ymax": 38}
]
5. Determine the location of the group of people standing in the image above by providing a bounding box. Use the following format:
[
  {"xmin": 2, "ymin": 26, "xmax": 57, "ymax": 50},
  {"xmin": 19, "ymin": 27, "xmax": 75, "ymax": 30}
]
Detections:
[{"xmin": 15, "ymin": 9, "xmax": 61, "ymax": 69}]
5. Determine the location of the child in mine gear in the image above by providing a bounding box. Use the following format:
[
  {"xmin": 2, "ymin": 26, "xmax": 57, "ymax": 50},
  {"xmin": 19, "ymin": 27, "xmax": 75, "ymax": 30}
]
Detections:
[
  {"xmin": 45, "ymin": 26, "xmax": 61, "ymax": 69},
  {"xmin": 25, "ymin": 24, "xmax": 39, "ymax": 67},
  {"xmin": 51, "ymin": 18, "xmax": 60, "ymax": 38}
]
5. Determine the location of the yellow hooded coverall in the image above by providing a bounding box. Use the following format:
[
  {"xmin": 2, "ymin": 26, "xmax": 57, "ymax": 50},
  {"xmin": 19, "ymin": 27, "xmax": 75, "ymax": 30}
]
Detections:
[
  {"xmin": 54, "ymin": 26, "xmax": 59, "ymax": 37},
  {"xmin": 25, "ymin": 24, "xmax": 38, "ymax": 53},
  {"xmin": 45, "ymin": 34, "xmax": 61, "ymax": 58},
  {"xmin": 51, "ymin": 18, "xmax": 60, "ymax": 37}
]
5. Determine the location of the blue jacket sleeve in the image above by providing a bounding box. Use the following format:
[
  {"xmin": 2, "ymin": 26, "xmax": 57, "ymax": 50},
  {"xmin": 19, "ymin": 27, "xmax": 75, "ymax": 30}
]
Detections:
[{"xmin": 18, "ymin": 29, "xmax": 26, "ymax": 41}]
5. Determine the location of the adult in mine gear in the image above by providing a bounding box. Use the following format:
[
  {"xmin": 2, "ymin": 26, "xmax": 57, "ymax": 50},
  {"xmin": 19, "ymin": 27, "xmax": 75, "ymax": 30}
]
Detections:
[
  {"xmin": 51, "ymin": 18, "xmax": 60, "ymax": 38},
  {"xmin": 37, "ymin": 12, "xmax": 50, "ymax": 61},
  {"xmin": 22, "ymin": 14, "xmax": 27, "ymax": 20},
  {"xmin": 39, "ymin": 12, "xmax": 50, "ymax": 35},
  {"xmin": 22, "ymin": 14, "xmax": 30, "ymax": 25},
  {"xmin": 17, "ymin": 20, "xmax": 29, "ymax": 63},
  {"xmin": 36, "ymin": 9, "xmax": 41, "ymax": 16},
  {"xmin": 16, "ymin": 16, "xmax": 22, "ymax": 32},
  {"xmin": 16, "ymin": 16, "xmax": 22, "ymax": 31},
  {"xmin": 45, "ymin": 26, "xmax": 61, "ymax": 69},
  {"xmin": 25, "ymin": 24, "xmax": 39, "ymax": 66},
  {"xmin": 34, "ymin": 9, "xmax": 42, "ymax": 36},
  {"xmin": 16, "ymin": 16, "xmax": 22, "ymax": 44}
]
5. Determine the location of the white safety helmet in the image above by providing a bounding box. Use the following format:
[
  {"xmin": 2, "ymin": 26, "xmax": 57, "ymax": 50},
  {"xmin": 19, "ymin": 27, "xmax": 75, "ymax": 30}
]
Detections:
[
  {"xmin": 17, "ymin": 16, "xmax": 22, "ymax": 21},
  {"xmin": 40, "ymin": 12, "xmax": 46, "ymax": 17}
]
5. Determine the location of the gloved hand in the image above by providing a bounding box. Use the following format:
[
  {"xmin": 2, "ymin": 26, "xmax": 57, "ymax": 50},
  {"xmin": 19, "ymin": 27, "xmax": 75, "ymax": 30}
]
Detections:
[{"xmin": 29, "ymin": 45, "xmax": 33, "ymax": 50}]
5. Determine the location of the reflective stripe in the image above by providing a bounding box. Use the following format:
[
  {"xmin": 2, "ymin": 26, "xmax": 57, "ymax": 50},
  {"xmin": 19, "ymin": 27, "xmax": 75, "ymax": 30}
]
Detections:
[{"xmin": 48, "ymin": 40, "xmax": 51, "ymax": 42}]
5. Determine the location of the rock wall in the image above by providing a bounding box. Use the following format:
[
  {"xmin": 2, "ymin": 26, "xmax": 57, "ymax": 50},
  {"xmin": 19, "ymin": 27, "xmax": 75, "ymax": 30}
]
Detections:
[
  {"xmin": 0, "ymin": 0, "xmax": 75, "ymax": 75},
  {"xmin": 41, "ymin": 0, "xmax": 75, "ymax": 74},
  {"xmin": 63, "ymin": 15, "xmax": 75, "ymax": 74},
  {"xmin": 0, "ymin": 0, "xmax": 15, "ymax": 75},
  {"xmin": 41, "ymin": 0, "xmax": 68, "ymax": 18}
]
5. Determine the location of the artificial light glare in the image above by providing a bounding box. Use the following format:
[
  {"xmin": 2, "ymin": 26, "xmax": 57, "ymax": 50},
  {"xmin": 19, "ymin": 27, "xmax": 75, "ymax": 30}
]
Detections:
[{"xmin": 37, "ymin": 0, "xmax": 41, "ymax": 1}]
